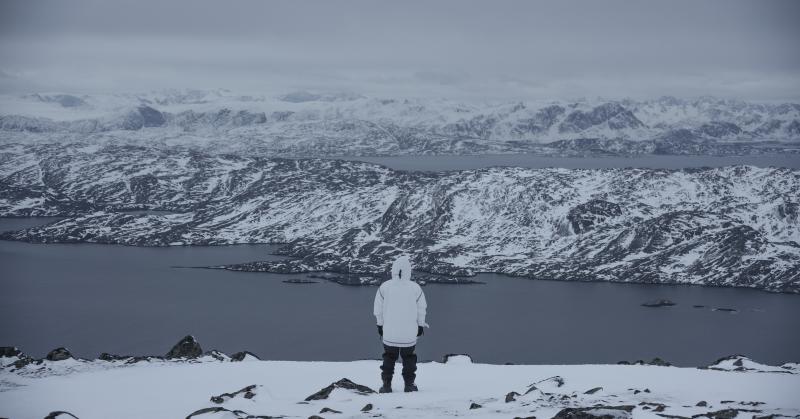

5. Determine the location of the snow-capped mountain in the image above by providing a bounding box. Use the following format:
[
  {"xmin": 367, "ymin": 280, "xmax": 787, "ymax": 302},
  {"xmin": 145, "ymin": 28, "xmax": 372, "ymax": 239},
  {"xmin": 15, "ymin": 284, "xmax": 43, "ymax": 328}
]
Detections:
[
  {"xmin": 1, "ymin": 143, "xmax": 797, "ymax": 292},
  {"xmin": 0, "ymin": 91, "xmax": 798, "ymax": 157}
]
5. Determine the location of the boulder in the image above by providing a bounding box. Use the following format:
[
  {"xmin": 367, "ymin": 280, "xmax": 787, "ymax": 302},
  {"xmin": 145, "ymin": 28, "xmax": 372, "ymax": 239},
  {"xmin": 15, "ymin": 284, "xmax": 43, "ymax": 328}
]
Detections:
[
  {"xmin": 166, "ymin": 335, "xmax": 202, "ymax": 359},
  {"xmin": 505, "ymin": 391, "xmax": 520, "ymax": 402},
  {"xmin": 0, "ymin": 346, "xmax": 22, "ymax": 358},
  {"xmin": 44, "ymin": 412, "xmax": 80, "ymax": 419},
  {"xmin": 584, "ymin": 387, "xmax": 603, "ymax": 395},
  {"xmin": 304, "ymin": 378, "xmax": 375, "ymax": 401},
  {"xmin": 552, "ymin": 405, "xmax": 635, "ymax": 419},
  {"xmin": 320, "ymin": 407, "xmax": 341, "ymax": 414},
  {"xmin": 443, "ymin": 353, "xmax": 473, "ymax": 364},
  {"xmin": 469, "ymin": 402, "xmax": 482, "ymax": 409},
  {"xmin": 45, "ymin": 347, "xmax": 73, "ymax": 361},
  {"xmin": 230, "ymin": 351, "xmax": 260, "ymax": 362},
  {"xmin": 361, "ymin": 403, "xmax": 373, "ymax": 412}
]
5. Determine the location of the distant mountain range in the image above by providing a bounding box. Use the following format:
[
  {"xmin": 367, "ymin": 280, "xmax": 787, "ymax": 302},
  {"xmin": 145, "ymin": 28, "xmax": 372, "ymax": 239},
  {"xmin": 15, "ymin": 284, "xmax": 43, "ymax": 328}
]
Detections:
[
  {"xmin": 0, "ymin": 91, "xmax": 798, "ymax": 156},
  {"xmin": 2, "ymin": 143, "xmax": 797, "ymax": 292}
]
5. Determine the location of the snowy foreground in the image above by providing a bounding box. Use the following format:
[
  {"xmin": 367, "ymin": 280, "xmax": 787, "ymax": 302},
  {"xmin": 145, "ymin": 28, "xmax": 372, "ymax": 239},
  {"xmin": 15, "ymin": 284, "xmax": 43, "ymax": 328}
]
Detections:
[{"xmin": 1, "ymin": 346, "xmax": 798, "ymax": 419}]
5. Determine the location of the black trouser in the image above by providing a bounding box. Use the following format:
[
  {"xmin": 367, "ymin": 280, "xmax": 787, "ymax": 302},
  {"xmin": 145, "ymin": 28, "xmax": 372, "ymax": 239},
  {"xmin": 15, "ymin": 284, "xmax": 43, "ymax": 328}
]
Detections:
[{"xmin": 381, "ymin": 344, "xmax": 417, "ymax": 384}]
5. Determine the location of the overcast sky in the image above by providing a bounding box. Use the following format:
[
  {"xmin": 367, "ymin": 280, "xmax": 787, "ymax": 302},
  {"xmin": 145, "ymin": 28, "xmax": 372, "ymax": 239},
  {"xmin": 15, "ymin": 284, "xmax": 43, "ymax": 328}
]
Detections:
[{"xmin": 1, "ymin": 0, "xmax": 798, "ymax": 100}]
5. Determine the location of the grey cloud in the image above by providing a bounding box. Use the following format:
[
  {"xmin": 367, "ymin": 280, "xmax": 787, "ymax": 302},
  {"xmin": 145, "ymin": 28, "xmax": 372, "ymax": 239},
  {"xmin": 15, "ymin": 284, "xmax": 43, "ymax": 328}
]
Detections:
[{"xmin": 0, "ymin": 0, "xmax": 798, "ymax": 100}]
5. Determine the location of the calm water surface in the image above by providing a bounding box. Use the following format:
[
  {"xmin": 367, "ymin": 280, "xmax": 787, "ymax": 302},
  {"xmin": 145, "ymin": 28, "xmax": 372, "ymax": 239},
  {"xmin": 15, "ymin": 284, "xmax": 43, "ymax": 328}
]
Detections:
[{"xmin": 1, "ymin": 218, "xmax": 798, "ymax": 366}]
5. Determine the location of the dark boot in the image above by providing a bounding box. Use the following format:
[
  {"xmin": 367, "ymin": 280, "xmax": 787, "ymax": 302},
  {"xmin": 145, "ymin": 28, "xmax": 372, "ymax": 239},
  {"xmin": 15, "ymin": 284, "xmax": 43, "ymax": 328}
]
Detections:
[
  {"xmin": 399, "ymin": 346, "xmax": 418, "ymax": 392},
  {"xmin": 379, "ymin": 376, "xmax": 392, "ymax": 393}
]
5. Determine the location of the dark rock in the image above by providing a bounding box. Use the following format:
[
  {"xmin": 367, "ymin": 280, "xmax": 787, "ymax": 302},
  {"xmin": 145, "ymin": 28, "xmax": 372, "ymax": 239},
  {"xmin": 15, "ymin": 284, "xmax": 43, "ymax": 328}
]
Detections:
[
  {"xmin": 526, "ymin": 376, "xmax": 565, "ymax": 394},
  {"xmin": 642, "ymin": 299, "xmax": 676, "ymax": 308},
  {"xmin": 320, "ymin": 407, "xmax": 341, "ymax": 414},
  {"xmin": 230, "ymin": 351, "xmax": 260, "ymax": 361},
  {"xmin": 506, "ymin": 391, "xmax": 521, "ymax": 402},
  {"xmin": 584, "ymin": 387, "xmax": 603, "ymax": 395},
  {"xmin": 283, "ymin": 279, "xmax": 319, "ymax": 284},
  {"xmin": 308, "ymin": 416, "xmax": 325, "ymax": 419},
  {"xmin": 361, "ymin": 403, "xmax": 373, "ymax": 412},
  {"xmin": 45, "ymin": 347, "xmax": 73, "ymax": 361},
  {"xmin": 185, "ymin": 406, "xmax": 277, "ymax": 418},
  {"xmin": 693, "ymin": 305, "xmax": 706, "ymax": 309},
  {"xmin": 204, "ymin": 350, "xmax": 229, "ymax": 361},
  {"xmin": 442, "ymin": 353, "xmax": 473, "ymax": 363},
  {"xmin": 12, "ymin": 355, "xmax": 36, "ymax": 369},
  {"xmin": 0, "ymin": 346, "xmax": 22, "ymax": 357},
  {"xmin": 551, "ymin": 405, "xmax": 635, "ymax": 419},
  {"xmin": 514, "ymin": 416, "xmax": 537, "ymax": 419},
  {"xmin": 691, "ymin": 409, "xmax": 741, "ymax": 419},
  {"xmin": 713, "ymin": 308, "xmax": 738, "ymax": 313},
  {"xmin": 626, "ymin": 358, "xmax": 672, "ymax": 367},
  {"xmin": 640, "ymin": 402, "xmax": 666, "ymax": 412},
  {"xmin": 210, "ymin": 384, "xmax": 257, "ymax": 404},
  {"xmin": 166, "ymin": 335, "xmax": 202, "ymax": 359},
  {"xmin": 44, "ymin": 412, "xmax": 80, "ymax": 419},
  {"xmin": 469, "ymin": 402, "xmax": 482, "ymax": 409},
  {"xmin": 304, "ymin": 378, "xmax": 375, "ymax": 401},
  {"xmin": 98, "ymin": 353, "xmax": 131, "ymax": 361},
  {"xmin": 696, "ymin": 401, "xmax": 708, "ymax": 407},
  {"xmin": 186, "ymin": 407, "xmax": 226, "ymax": 418}
]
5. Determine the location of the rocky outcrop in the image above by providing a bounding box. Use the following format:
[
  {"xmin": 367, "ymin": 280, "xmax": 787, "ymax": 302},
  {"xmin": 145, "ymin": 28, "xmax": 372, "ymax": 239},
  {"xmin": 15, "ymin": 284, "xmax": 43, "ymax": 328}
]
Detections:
[
  {"xmin": 166, "ymin": 335, "xmax": 202, "ymax": 359},
  {"xmin": 0, "ymin": 346, "xmax": 22, "ymax": 358},
  {"xmin": 552, "ymin": 405, "xmax": 635, "ymax": 419},
  {"xmin": 45, "ymin": 347, "xmax": 73, "ymax": 361},
  {"xmin": 304, "ymin": 378, "xmax": 375, "ymax": 401},
  {"xmin": 43, "ymin": 412, "xmax": 80, "ymax": 419},
  {"xmin": 230, "ymin": 351, "xmax": 260, "ymax": 362},
  {"xmin": 702, "ymin": 355, "xmax": 795, "ymax": 374},
  {"xmin": 443, "ymin": 354, "xmax": 473, "ymax": 364},
  {"xmin": 210, "ymin": 385, "xmax": 257, "ymax": 404}
]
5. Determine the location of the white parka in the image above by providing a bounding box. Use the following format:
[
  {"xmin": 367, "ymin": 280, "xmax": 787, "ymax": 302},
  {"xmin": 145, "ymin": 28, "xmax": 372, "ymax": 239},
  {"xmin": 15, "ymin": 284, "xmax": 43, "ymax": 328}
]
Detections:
[{"xmin": 373, "ymin": 255, "xmax": 429, "ymax": 347}]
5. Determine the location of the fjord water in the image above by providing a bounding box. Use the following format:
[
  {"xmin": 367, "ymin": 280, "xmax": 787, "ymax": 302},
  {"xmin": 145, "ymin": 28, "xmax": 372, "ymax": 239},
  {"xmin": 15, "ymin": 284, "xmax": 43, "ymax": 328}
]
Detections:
[{"xmin": 2, "ymin": 219, "xmax": 798, "ymax": 366}]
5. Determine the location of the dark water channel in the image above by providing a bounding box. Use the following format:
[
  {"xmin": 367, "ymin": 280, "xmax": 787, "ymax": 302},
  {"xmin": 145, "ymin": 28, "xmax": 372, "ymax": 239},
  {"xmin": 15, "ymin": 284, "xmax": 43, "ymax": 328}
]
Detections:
[{"xmin": 1, "ymin": 218, "xmax": 798, "ymax": 366}]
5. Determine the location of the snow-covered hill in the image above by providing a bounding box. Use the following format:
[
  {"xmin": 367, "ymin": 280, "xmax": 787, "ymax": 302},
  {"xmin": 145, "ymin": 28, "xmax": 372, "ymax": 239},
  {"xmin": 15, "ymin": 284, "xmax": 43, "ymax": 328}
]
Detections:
[
  {"xmin": 1, "ymin": 91, "xmax": 798, "ymax": 156},
  {"xmin": 1, "ymin": 143, "xmax": 798, "ymax": 292},
  {"xmin": 1, "ymin": 337, "xmax": 798, "ymax": 419}
]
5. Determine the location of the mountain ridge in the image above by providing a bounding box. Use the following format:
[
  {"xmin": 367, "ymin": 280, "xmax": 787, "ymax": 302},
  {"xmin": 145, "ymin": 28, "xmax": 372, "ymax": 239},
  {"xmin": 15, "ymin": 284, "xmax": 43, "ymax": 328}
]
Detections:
[
  {"xmin": 1, "ymin": 143, "xmax": 798, "ymax": 293},
  {"xmin": 1, "ymin": 92, "xmax": 798, "ymax": 157}
]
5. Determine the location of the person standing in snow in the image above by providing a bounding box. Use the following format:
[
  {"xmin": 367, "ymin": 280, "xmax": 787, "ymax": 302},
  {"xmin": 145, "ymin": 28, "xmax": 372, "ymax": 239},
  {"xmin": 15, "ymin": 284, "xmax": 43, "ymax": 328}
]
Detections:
[{"xmin": 373, "ymin": 254, "xmax": 429, "ymax": 393}]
